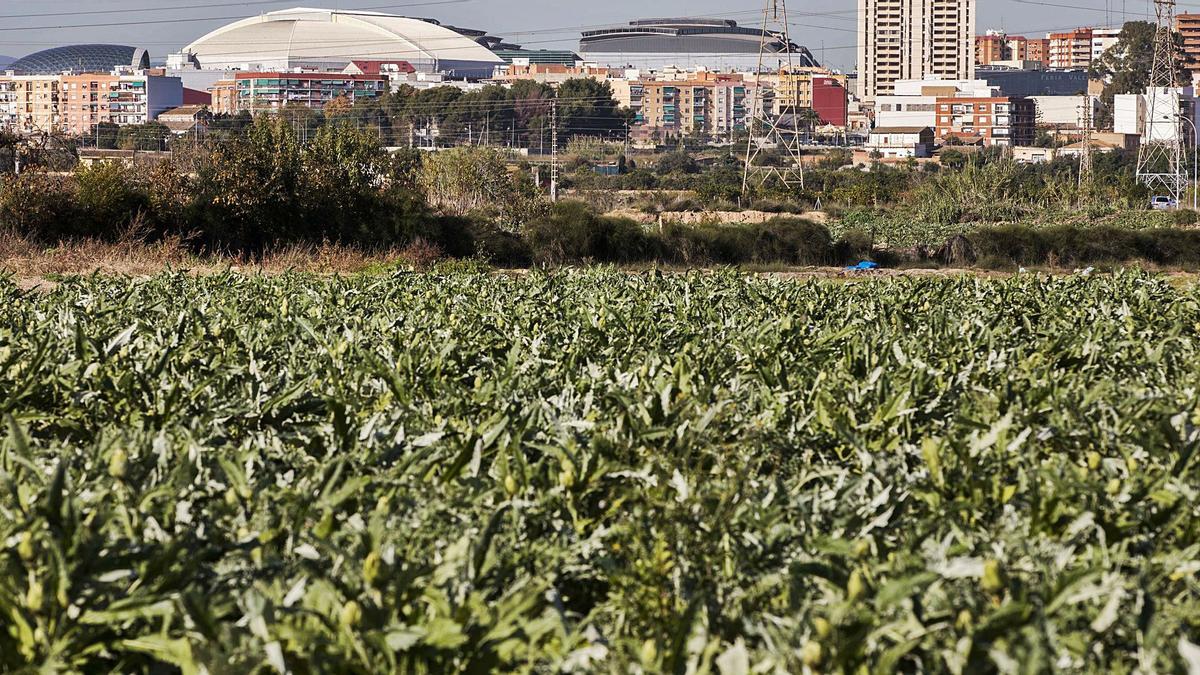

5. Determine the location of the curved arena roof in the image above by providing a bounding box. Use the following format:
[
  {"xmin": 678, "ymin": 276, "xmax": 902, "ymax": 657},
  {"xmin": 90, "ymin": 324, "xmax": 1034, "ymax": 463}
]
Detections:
[
  {"xmin": 9, "ymin": 44, "xmax": 149, "ymax": 75},
  {"xmin": 182, "ymin": 7, "xmax": 504, "ymax": 77},
  {"xmin": 579, "ymin": 18, "xmax": 819, "ymax": 71}
]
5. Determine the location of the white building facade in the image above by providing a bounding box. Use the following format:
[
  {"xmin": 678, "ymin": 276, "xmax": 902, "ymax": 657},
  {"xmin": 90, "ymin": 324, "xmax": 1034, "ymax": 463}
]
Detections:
[
  {"xmin": 874, "ymin": 77, "xmax": 997, "ymax": 128},
  {"xmin": 857, "ymin": 0, "xmax": 975, "ymax": 103},
  {"xmin": 1115, "ymin": 88, "xmax": 1198, "ymax": 144},
  {"xmin": 1031, "ymin": 95, "xmax": 1100, "ymax": 129}
]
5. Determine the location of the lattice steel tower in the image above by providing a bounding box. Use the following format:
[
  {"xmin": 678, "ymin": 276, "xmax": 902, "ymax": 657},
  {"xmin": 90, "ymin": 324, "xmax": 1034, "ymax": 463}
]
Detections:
[
  {"xmin": 743, "ymin": 0, "xmax": 805, "ymax": 197},
  {"xmin": 1136, "ymin": 0, "xmax": 1186, "ymax": 203},
  {"xmin": 1079, "ymin": 92, "xmax": 1094, "ymax": 191}
]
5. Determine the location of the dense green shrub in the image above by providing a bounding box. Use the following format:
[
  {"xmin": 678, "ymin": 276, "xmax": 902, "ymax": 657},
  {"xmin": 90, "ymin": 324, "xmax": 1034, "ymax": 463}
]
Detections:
[
  {"xmin": 969, "ymin": 225, "xmax": 1200, "ymax": 268},
  {"xmin": 656, "ymin": 152, "xmax": 700, "ymax": 175},
  {"xmin": 0, "ymin": 172, "xmax": 79, "ymax": 240},
  {"xmin": 524, "ymin": 201, "xmax": 658, "ymax": 264},
  {"xmin": 73, "ymin": 162, "xmax": 150, "ymax": 238},
  {"xmin": 466, "ymin": 220, "xmax": 532, "ymax": 266},
  {"xmin": 185, "ymin": 117, "xmax": 433, "ymax": 252},
  {"xmin": 1170, "ymin": 208, "xmax": 1200, "ymax": 225},
  {"xmin": 833, "ymin": 227, "xmax": 875, "ymax": 262},
  {"xmin": 661, "ymin": 217, "xmax": 833, "ymax": 266}
]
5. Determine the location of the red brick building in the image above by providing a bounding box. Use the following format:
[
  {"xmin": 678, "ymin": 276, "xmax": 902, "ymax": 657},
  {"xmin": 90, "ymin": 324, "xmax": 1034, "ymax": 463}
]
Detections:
[
  {"xmin": 812, "ymin": 75, "xmax": 848, "ymax": 127},
  {"xmin": 935, "ymin": 95, "xmax": 1035, "ymax": 146}
]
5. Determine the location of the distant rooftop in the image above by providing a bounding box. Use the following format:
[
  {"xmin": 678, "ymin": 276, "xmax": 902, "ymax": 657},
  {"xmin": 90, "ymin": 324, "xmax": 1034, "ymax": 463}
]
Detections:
[
  {"xmin": 871, "ymin": 126, "xmax": 932, "ymax": 134},
  {"xmin": 580, "ymin": 17, "xmax": 819, "ymax": 67},
  {"xmin": 9, "ymin": 44, "xmax": 149, "ymax": 75},
  {"xmin": 627, "ymin": 18, "xmax": 739, "ymax": 28}
]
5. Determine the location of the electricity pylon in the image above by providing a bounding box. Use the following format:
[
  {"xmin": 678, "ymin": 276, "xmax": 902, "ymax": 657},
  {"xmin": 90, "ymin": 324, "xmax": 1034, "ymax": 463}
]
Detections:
[
  {"xmin": 742, "ymin": 0, "xmax": 805, "ymax": 198},
  {"xmin": 1136, "ymin": 0, "xmax": 1186, "ymax": 204},
  {"xmin": 1079, "ymin": 92, "xmax": 1093, "ymax": 191}
]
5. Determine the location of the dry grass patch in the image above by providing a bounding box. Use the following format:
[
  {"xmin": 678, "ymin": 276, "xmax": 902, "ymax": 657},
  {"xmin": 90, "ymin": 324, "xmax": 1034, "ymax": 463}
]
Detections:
[
  {"xmin": 0, "ymin": 228, "xmax": 205, "ymax": 277},
  {"xmin": 0, "ymin": 229, "xmax": 444, "ymax": 280}
]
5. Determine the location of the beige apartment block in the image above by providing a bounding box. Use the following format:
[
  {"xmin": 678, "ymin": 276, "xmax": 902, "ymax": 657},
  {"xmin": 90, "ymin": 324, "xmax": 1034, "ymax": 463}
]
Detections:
[
  {"xmin": 1, "ymin": 76, "xmax": 63, "ymax": 134},
  {"xmin": 857, "ymin": 0, "xmax": 975, "ymax": 104}
]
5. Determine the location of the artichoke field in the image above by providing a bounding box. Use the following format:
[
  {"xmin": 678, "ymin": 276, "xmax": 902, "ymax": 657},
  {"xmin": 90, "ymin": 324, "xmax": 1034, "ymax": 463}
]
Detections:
[{"xmin": 1, "ymin": 270, "xmax": 1199, "ymax": 673}]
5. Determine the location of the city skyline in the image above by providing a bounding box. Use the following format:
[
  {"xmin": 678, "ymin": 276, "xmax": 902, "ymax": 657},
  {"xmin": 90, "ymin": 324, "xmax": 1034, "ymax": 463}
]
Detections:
[{"xmin": 0, "ymin": 0, "xmax": 1161, "ymax": 71}]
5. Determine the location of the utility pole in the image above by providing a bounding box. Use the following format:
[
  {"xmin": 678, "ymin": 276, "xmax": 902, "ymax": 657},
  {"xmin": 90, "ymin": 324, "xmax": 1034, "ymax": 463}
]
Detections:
[
  {"xmin": 1079, "ymin": 92, "xmax": 1093, "ymax": 192},
  {"xmin": 743, "ymin": 0, "xmax": 805, "ymax": 199},
  {"xmin": 551, "ymin": 97, "xmax": 559, "ymax": 202},
  {"xmin": 1137, "ymin": 0, "xmax": 1185, "ymax": 205}
]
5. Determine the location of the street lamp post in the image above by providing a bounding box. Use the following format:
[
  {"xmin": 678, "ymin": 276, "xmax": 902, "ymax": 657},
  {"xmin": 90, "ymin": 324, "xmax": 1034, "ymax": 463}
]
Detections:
[{"xmin": 1177, "ymin": 113, "xmax": 1199, "ymax": 211}]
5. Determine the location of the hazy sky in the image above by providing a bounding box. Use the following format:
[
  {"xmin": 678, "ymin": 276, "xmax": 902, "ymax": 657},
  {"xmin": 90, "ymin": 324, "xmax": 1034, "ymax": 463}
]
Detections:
[{"xmin": 0, "ymin": 0, "xmax": 1163, "ymax": 70}]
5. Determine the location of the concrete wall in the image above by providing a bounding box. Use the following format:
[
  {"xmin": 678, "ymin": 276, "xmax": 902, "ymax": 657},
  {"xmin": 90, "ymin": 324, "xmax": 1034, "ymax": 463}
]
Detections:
[
  {"xmin": 1031, "ymin": 95, "xmax": 1097, "ymax": 127},
  {"xmin": 147, "ymin": 75, "xmax": 183, "ymax": 122}
]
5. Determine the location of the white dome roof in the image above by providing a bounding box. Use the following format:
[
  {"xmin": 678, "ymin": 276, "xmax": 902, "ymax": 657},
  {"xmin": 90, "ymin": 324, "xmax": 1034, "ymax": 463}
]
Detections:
[{"xmin": 183, "ymin": 7, "xmax": 503, "ymax": 75}]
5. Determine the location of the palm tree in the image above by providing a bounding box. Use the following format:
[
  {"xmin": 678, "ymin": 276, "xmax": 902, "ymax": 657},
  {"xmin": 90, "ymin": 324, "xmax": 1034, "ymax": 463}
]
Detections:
[{"xmin": 795, "ymin": 108, "xmax": 821, "ymax": 142}]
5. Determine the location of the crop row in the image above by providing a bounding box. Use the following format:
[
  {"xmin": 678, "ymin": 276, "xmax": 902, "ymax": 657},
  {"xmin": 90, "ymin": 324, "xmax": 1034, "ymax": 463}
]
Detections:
[{"xmin": 0, "ymin": 270, "xmax": 1198, "ymax": 672}]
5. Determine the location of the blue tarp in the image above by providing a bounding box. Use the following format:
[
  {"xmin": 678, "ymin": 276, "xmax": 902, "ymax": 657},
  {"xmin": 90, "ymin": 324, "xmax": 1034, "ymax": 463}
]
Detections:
[{"xmin": 845, "ymin": 261, "xmax": 880, "ymax": 271}]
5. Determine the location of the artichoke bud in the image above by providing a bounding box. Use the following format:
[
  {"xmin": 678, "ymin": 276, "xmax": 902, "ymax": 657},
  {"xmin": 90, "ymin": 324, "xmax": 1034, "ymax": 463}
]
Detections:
[
  {"xmin": 981, "ymin": 560, "xmax": 1005, "ymax": 594},
  {"xmin": 17, "ymin": 532, "xmax": 35, "ymax": 562},
  {"xmin": 340, "ymin": 600, "xmax": 362, "ymax": 627},
  {"xmin": 108, "ymin": 449, "xmax": 128, "ymax": 480}
]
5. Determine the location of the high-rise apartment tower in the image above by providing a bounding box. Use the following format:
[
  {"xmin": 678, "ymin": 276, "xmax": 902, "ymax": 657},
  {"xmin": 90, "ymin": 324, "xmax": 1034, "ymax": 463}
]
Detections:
[{"xmin": 857, "ymin": 0, "xmax": 975, "ymax": 103}]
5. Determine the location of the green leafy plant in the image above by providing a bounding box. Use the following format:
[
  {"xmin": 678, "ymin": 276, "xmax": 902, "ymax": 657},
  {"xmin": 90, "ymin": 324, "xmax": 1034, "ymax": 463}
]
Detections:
[{"xmin": 1, "ymin": 270, "xmax": 1200, "ymax": 672}]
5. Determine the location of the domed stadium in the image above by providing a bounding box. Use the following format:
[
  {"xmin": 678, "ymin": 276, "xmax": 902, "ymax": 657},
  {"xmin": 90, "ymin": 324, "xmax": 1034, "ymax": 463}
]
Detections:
[
  {"xmin": 181, "ymin": 7, "xmax": 504, "ymax": 77},
  {"xmin": 580, "ymin": 18, "xmax": 819, "ymax": 71},
  {"xmin": 8, "ymin": 44, "xmax": 149, "ymax": 75}
]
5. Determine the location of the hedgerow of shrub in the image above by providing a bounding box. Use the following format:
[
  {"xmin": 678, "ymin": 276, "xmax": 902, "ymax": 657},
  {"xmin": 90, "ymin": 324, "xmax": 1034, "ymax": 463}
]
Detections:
[{"xmin": 969, "ymin": 225, "xmax": 1200, "ymax": 268}]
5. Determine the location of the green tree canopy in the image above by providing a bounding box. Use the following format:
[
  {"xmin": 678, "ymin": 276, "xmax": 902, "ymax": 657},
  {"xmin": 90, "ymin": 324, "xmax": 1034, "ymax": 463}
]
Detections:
[{"xmin": 1092, "ymin": 21, "xmax": 1188, "ymax": 127}]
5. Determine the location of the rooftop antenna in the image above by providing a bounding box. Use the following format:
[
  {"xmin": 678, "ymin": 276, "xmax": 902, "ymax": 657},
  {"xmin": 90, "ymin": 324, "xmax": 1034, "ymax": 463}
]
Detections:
[
  {"xmin": 1135, "ymin": 0, "xmax": 1185, "ymax": 205},
  {"xmin": 742, "ymin": 0, "xmax": 805, "ymax": 200}
]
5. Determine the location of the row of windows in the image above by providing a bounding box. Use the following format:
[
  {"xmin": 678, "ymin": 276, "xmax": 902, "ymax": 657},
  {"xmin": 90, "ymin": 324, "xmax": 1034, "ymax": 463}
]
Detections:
[
  {"xmin": 244, "ymin": 79, "xmax": 382, "ymax": 87},
  {"xmin": 939, "ymin": 115, "xmax": 1013, "ymax": 126},
  {"xmin": 62, "ymin": 82, "xmax": 145, "ymax": 90}
]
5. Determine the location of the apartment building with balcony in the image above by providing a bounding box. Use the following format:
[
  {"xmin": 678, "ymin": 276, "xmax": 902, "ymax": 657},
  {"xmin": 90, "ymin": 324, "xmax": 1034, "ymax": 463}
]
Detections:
[
  {"xmin": 874, "ymin": 77, "xmax": 997, "ymax": 128},
  {"xmin": 765, "ymin": 71, "xmax": 849, "ymax": 126},
  {"xmin": 711, "ymin": 81, "xmax": 762, "ymax": 137},
  {"xmin": 975, "ymin": 31, "xmax": 1007, "ymax": 66},
  {"xmin": 1, "ymin": 69, "xmax": 181, "ymax": 135},
  {"xmin": 640, "ymin": 81, "xmax": 706, "ymax": 136},
  {"xmin": 1003, "ymin": 35, "xmax": 1028, "ymax": 61},
  {"xmin": 0, "ymin": 75, "xmax": 64, "ymax": 133},
  {"xmin": 1048, "ymin": 29, "xmax": 1093, "ymax": 69},
  {"xmin": 1024, "ymin": 38, "xmax": 1051, "ymax": 67},
  {"xmin": 609, "ymin": 79, "xmax": 645, "ymax": 124},
  {"xmin": 638, "ymin": 78, "xmax": 765, "ymax": 139},
  {"xmin": 857, "ymin": 0, "xmax": 975, "ymax": 104},
  {"xmin": 1179, "ymin": 14, "xmax": 1200, "ymax": 78},
  {"xmin": 974, "ymin": 32, "xmax": 1057, "ymax": 70},
  {"xmin": 207, "ymin": 72, "xmax": 386, "ymax": 115},
  {"xmin": 61, "ymin": 71, "xmax": 183, "ymax": 135},
  {"xmin": 935, "ymin": 94, "xmax": 1035, "ymax": 146},
  {"xmin": 1091, "ymin": 27, "xmax": 1122, "ymax": 62},
  {"xmin": 0, "ymin": 78, "xmax": 18, "ymax": 130}
]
